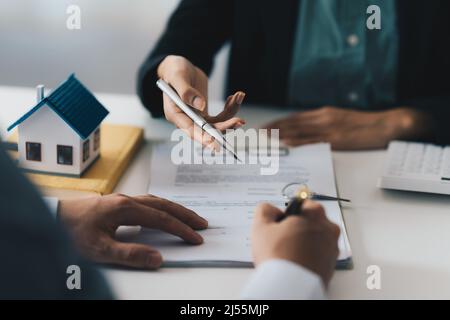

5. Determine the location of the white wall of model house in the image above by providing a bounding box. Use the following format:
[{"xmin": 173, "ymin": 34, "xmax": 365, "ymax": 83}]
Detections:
[
  {"xmin": 79, "ymin": 128, "xmax": 100, "ymax": 174},
  {"xmin": 17, "ymin": 104, "xmax": 100, "ymax": 176}
]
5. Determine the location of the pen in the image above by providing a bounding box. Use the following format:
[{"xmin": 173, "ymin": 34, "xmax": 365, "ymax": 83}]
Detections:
[
  {"xmin": 285, "ymin": 186, "xmax": 309, "ymax": 215},
  {"xmin": 279, "ymin": 184, "xmax": 351, "ymax": 222},
  {"xmin": 156, "ymin": 79, "xmax": 241, "ymax": 162},
  {"xmin": 309, "ymin": 193, "xmax": 351, "ymax": 202},
  {"xmin": 278, "ymin": 186, "xmax": 310, "ymax": 221},
  {"xmin": 281, "ymin": 183, "xmax": 351, "ymax": 203}
]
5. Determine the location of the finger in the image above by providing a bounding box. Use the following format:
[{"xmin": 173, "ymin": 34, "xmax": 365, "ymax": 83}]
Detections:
[
  {"xmin": 205, "ymin": 139, "xmax": 222, "ymax": 152},
  {"xmin": 171, "ymin": 110, "xmax": 219, "ymax": 151},
  {"xmin": 302, "ymin": 201, "xmax": 341, "ymax": 240},
  {"xmin": 169, "ymin": 76, "xmax": 207, "ymax": 111},
  {"xmin": 168, "ymin": 108, "xmax": 219, "ymax": 151},
  {"xmin": 254, "ymin": 203, "xmax": 284, "ymax": 225},
  {"xmin": 102, "ymin": 239, "xmax": 163, "ymax": 270},
  {"xmin": 302, "ymin": 200, "xmax": 327, "ymax": 221},
  {"xmin": 214, "ymin": 117, "xmax": 246, "ymax": 133},
  {"xmin": 330, "ymin": 222, "xmax": 341, "ymax": 240},
  {"xmin": 120, "ymin": 202, "xmax": 204, "ymax": 245},
  {"xmin": 205, "ymin": 92, "xmax": 245, "ymax": 123},
  {"xmin": 193, "ymin": 126, "xmax": 222, "ymax": 152},
  {"xmin": 193, "ymin": 124, "xmax": 222, "ymax": 151},
  {"xmin": 163, "ymin": 94, "xmax": 183, "ymax": 119},
  {"xmin": 133, "ymin": 195, "xmax": 208, "ymax": 230}
]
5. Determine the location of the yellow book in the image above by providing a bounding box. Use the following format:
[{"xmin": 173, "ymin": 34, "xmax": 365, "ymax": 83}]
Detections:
[{"xmin": 9, "ymin": 124, "xmax": 144, "ymax": 196}]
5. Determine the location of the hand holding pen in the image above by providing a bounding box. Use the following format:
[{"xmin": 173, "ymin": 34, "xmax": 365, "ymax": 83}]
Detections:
[
  {"xmin": 253, "ymin": 201, "xmax": 341, "ymax": 286},
  {"xmin": 278, "ymin": 185, "xmax": 310, "ymax": 221},
  {"xmin": 279, "ymin": 185, "xmax": 350, "ymax": 220},
  {"xmin": 157, "ymin": 56, "xmax": 246, "ymax": 151}
]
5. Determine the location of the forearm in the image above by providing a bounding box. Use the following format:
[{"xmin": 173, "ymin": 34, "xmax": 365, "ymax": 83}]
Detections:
[{"xmin": 137, "ymin": 54, "xmax": 169, "ymax": 118}]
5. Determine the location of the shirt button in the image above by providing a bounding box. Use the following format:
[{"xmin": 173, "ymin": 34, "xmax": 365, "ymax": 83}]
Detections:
[
  {"xmin": 347, "ymin": 34, "xmax": 359, "ymax": 47},
  {"xmin": 348, "ymin": 92, "xmax": 359, "ymax": 102}
]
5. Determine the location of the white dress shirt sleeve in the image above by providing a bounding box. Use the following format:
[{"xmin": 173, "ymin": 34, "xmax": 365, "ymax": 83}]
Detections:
[
  {"xmin": 240, "ymin": 259, "xmax": 326, "ymax": 300},
  {"xmin": 43, "ymin": 196, "xmax": 59, "ymax": 218}
]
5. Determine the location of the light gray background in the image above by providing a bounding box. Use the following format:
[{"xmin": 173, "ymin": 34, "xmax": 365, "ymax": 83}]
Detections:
[{"xmin": 0, "ymin": 0, "xmax": 228, "ymax": 100}]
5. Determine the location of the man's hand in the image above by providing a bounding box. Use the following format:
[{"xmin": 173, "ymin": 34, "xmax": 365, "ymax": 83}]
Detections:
[
  {"xmin": 158, "ymin": 55, "xmax": 246, "ymax": 150},
  {"xmin": 252, "ymin": 201, "xmax": 340, "ymax": 287},
  {"xmin": 58, "ymin": 194, "xmax": 208, "ymax": 270},
  {"xmin": 264, "ymin": 106, "xmax": 432, "ymax": 150}
]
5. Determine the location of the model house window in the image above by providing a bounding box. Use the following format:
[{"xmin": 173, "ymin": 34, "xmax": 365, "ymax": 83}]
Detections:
[
  {"xmin": 26, "ymin": 142, "xmax": 41, "ymax": 161},
  {"xmin": 83, "ymin": 139, "xmax": 90, "ymax": 162},
  {"xmin": 57, "ymin": 145, "xmax": 73, "ymax": 165},
  {"xmin": 94, "ymin": 128, "xmax": 100, "ymax": 151}
]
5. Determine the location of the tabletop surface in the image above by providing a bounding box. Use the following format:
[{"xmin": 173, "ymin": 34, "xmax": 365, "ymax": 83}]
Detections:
[{"xmin": 2, "ymin": 85, "xmax": 450, "ymax": 300}]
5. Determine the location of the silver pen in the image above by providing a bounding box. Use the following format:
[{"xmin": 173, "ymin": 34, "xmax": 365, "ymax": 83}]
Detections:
[{"xmin": 156, "ymin": 79, "xmax": 241, "ymax": 162}]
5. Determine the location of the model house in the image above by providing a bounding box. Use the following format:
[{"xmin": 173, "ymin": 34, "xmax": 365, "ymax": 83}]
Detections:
[{"xmin": 7, "ymin": 74, "xmax": 109, "ymax": 177}]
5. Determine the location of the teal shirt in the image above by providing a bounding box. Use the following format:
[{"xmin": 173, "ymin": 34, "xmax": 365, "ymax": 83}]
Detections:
[{"xmin": 289, "ymin": 0, "xmax": 398, "ymax": 109}]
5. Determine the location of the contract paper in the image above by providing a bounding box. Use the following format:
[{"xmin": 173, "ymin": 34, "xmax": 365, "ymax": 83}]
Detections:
[{"xmin": 124, "ymin": 142, "xmax": 352, "ymax": 268}]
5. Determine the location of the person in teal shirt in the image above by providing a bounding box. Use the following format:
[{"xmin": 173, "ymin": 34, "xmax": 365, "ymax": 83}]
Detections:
[
  {"xmin": 140, "ymin": 0, "xmax": 450, "ymax": 149},
  {"xmin": 289, "ymin": 0, "xmax": 398, "ymax": 111},
  {"xmin": 278, "ymin": 0, "xmax": 404, "ymax": 148}
]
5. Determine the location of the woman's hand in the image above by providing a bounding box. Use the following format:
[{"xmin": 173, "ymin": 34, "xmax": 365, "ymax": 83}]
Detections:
[
  {"xmin": 264, "ymin": 106, "xmax": 432, "ymax": 150},
  {"xmin": 158, "ymin": 55, "xmax": 246, "ymax": 150}
]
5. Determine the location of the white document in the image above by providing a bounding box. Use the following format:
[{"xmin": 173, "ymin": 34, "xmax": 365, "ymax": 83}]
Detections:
[{"xmin": 125, "ymin": 142, "xmax": 352, "ymax": 268}]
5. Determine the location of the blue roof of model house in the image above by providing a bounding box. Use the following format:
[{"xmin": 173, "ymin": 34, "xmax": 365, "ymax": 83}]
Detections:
[{"xmin": 7, "ymin": 74, "xmax": 109, "ymax": 139}]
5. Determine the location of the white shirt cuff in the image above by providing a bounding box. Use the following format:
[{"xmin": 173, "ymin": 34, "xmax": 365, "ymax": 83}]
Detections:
[
  {"xmin": 241, "ymin": 259, "xmax": 326, "ymax": 300},
  {"xmin": 43, "ymin": 197, "xmax": 59, "ymax": 218}
]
